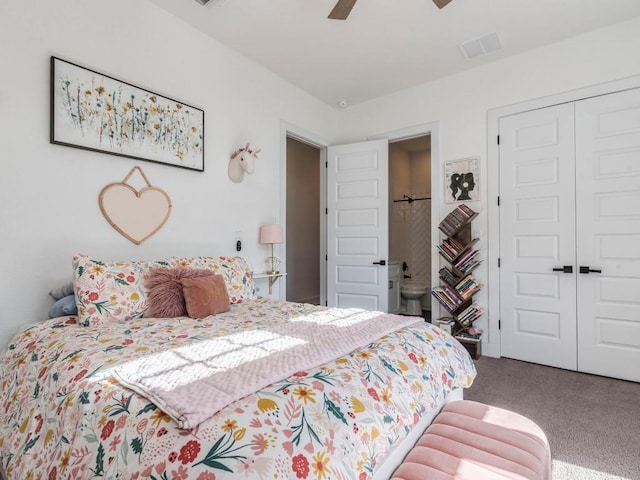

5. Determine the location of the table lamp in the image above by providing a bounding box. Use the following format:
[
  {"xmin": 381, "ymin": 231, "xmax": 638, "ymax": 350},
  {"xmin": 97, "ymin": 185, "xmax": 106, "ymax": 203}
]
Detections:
[{"xmin": 259, "ymin": 224, "xmax": 284, "ymax": 274}]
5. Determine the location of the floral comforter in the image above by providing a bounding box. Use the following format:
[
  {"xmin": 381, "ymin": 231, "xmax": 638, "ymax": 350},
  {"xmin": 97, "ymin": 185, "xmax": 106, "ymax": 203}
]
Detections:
[{"xmin": 0, "ymin": 298, "xmax": 476, "ymax": 480}]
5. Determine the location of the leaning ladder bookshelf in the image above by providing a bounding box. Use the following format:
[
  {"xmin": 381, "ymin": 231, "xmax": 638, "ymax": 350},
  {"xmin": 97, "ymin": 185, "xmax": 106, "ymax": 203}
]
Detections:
[{"xmin": 432, "ymin": 203, "xmax": 483, "ymax": 358}]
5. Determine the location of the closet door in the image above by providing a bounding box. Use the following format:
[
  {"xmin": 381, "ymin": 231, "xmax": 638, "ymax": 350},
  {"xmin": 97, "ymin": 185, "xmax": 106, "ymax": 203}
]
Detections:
[
  {"xmin": 498, "ymin": 103, "xmax": 578, "ymax": 370},
  {"xmin": 575, "ymin": 88, "xmax": 640, "ymax": 383}
]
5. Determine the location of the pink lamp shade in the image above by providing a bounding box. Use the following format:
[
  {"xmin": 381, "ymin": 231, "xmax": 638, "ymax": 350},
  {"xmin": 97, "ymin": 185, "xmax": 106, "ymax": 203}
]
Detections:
[
  {"xmin": 259, "ymin": 224, "xmax": 283, "ymax": 274},
  {"xmin": 259, "ymin": 224, "xmax": 284, "ymax": 244}
]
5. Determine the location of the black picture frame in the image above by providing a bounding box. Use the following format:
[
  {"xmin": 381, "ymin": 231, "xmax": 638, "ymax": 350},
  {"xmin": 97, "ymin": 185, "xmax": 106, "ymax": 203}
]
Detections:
[{"xmin": 50, "ymin": 56, "xmax": 205, "ymax": 172}]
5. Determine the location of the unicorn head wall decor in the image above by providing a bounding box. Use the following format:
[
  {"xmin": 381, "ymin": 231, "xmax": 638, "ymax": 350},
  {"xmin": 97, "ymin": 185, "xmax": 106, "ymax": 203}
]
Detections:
[{"xmin": 228, "ymin": 142, "xmax": 261, "ymax": 183}]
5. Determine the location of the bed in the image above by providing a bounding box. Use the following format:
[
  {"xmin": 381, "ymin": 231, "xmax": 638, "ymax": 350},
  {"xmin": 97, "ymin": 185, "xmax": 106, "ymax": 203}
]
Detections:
[{"xmin": 0, "ymin": 255, "xmax": 476, "ymax": 480}]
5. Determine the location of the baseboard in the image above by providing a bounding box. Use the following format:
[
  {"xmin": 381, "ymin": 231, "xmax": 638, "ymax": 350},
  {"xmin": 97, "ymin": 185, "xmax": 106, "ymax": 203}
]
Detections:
[{"xmin": 292, "ymin": 296, "xmax": 320, "ymax": 305}]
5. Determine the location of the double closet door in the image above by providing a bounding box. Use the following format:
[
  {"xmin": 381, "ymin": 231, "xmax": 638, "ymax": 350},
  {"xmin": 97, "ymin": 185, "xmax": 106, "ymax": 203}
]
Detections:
[{"xmin": 498, "ymin": 88, "xmax": 640, "ymax": 383}]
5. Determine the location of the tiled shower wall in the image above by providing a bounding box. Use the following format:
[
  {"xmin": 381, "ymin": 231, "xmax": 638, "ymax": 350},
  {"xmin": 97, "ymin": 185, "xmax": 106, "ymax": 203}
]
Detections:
[
  {"xmin": 407, "ymin": 196, "xmax": 431, "ymax": 283},
  {"xmin": 389, "ymin": 145, "xmax": 431, "ymax": 285}
]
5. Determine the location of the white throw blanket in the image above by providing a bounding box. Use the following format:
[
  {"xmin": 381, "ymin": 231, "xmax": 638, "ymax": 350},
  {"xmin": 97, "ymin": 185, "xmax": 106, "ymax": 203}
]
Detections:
[{"xmin": 113, "ymin": 308, "xmax": 422, "ymax": 429}]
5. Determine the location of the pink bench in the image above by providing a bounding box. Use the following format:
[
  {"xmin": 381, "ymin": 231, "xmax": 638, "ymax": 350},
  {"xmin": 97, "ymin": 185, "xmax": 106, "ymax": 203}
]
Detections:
[{"xmin": 392, "ymin": 400, "xmax": 551, "ymax": 480}]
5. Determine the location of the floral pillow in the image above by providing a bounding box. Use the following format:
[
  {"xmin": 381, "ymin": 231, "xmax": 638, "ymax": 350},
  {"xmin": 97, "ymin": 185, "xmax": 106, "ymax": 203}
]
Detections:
[
  {"xmin": 72, "ymin": 253, "xmax": 170, "ymax": 327},
  {"xmin": 169, "ymin": 256, "xmax": 255, "ymax": 304}
]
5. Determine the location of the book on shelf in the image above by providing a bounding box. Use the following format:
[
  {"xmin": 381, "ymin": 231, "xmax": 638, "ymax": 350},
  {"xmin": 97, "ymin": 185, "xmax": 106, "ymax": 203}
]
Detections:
[
  {"xmin": 454, "ymin": 275, "xmax": 480, "ymax": 298},
  {"xmin": 455, "ymin": 331, "xmax": 482, "ymax": 343},
  {"xmin": 440, "ymin": 239, "xmax": 458, "ymax": 257},
  {"xmin": 458, "ymin": 204, "xmax": 475, "ymax": 218},
  {"xmin": 438, "ymin": 204, "xmax": 477, "ymax": 235},
  {"xmin": 453, "ymin": 249, "xmax": 479, "ymax": 270},
  {"xmin": 449, "ymin": 209, "xmax": 467, "ymax": 225},
  {"xmin": 431, "ymin": 286, "xmax": 463, "ymax": 312},
  {"xmin": 438, "ymin": 237, "xmax": 468, "ymax": 259},
  {"xmin": 452, "ymin": 204, "xmax": 474, "ymax": 220},
  {"xmin": 438, "ymin": 221, "xmax": 455, "ymax": 237},
  {"xmin": 439, "ymin": 215, "xmax": 458, "ymax": 235},
  {"xmin": 439, "ymin": 267, "xmax": 460, "ymax": 287},
  {"xmin": 445, "ymin": 285, "xmax": 463, "ymax": 304},
  {"xmin": 431, "ymin": 291, "xmax": 455, "ymax": 311},
  {"xmin": 458, "ymin": 286, "xmax": 479, "ymax": 300},
  {"xmin": 454, "ymin": 274, "xmax": 474, "ymax": 290},
  {"xmin": 457, "ymin": 259, "xmax": 482, "ymax": 274},
  {"xmin": 436, "ymin": 317, "xmax": 455, "ymax": 335},
  {"xmin": 446, "ymin": 236, "xmax": 465, "ymax": 251},
  {"xmin": 453, "ymin": 247, "xmax": 477, "ymax": 264},
  {"xmin": 456, "ymin": 304, "xmax": 484, "ymax": 325},
  {"xmin": 436, "ymin": 244, "xmax": 455, "ymax": 263}
]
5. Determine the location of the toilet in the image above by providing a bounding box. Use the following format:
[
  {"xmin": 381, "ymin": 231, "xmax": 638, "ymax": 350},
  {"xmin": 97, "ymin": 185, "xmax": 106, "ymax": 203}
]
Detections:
[{"xmin": 400, "ymin": 280, "xmax": 431, "ymax": 316}]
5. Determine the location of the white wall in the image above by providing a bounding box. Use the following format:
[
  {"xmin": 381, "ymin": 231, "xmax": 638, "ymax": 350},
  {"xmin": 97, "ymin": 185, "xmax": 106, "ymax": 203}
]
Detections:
[
  {"xmin": 338, "ymin": 17, "xmax": 640, "ymax": 356},
  {"xmin": 0, "ymin": 0, "xmax": 338, "ymax": 346}
]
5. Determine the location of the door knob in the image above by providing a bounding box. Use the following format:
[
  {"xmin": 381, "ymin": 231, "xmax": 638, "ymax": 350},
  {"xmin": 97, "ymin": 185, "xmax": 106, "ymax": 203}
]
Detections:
[
  {"xmin": 552, "ymin": 265, "xmax": 573, "ymax": 273},
  {"xmin": 579, "ymin": 266, "xmax": 602, "ymax": 274},
  {"xmin": 373, "ymin": 260, "xmax": 386, "ymax": 266}
]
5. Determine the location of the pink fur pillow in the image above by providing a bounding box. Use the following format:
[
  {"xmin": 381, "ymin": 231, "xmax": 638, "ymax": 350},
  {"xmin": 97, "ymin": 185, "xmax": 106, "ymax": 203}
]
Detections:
[
  {"xmin": 145, "ymin": 267, "xmax": 215, "ymax": 318},
  {"xmin": 181, "ymin": 275, "xmax": 231, "ymax": 319}
]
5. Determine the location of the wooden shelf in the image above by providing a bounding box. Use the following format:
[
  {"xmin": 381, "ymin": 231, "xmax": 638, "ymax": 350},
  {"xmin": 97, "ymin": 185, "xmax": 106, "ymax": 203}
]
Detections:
[
  {"xmin": 433, "ymin": 204, "xmax": 483, "ymax": 355},
  {"xmin": 252, "ymin": 272, "xmax": 287, "ymax": 294},
  {"xmin": 437, "ymin": 237, "xmax": 479, "ymax": 263},
  {"xmin": 456, "ymin": 336, "xmax": 482, "ymax": 359}
]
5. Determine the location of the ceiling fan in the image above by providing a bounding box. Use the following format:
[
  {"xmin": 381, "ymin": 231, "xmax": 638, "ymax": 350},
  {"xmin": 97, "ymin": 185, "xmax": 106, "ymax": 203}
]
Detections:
[{"xmin": 329, "ymin": 0, "xmax": 453, "ymax": 20}]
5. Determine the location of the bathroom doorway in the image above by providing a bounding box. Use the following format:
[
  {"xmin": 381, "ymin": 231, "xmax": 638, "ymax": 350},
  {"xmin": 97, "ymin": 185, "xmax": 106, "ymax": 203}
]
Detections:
[{"xmin": 388, "ymin": 135, "xmax": 432, "ymax": 319}]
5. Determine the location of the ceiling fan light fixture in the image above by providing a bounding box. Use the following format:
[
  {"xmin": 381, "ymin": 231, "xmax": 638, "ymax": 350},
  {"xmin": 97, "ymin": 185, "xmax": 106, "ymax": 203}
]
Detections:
[
  {"xmin": 432, "ymin": 0, "xmax": 454, "ymax": 9},
  {"xmin": 328, "ymin": 0, "xmax": 358, "ymax": 20},
  {"xmin": 329, "ymin": 0, "xmax": 454, "ymax": 20}
]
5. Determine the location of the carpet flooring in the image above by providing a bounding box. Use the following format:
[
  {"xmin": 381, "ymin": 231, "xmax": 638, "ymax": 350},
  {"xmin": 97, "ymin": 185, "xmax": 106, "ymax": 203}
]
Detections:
[{"xmin": 464, "ymin": 356, "xmax": 640, "ymax": 480}]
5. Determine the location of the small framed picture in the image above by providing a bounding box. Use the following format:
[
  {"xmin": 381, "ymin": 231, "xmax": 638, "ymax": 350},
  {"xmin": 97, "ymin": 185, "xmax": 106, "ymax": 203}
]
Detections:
[{"xmin": 444, "ymin": 157, "xmax": 479, "ymax": 203}]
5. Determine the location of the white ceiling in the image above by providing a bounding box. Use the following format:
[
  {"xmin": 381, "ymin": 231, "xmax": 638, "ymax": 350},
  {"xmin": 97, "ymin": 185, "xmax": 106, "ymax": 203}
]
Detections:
[{"xmin": 147, "ymin": 0, "xmax": 640, "ymax": 108}]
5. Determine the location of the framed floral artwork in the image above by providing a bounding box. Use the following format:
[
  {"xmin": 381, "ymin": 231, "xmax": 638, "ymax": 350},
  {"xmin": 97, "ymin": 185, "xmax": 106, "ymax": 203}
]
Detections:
[
  {"xmin": 444, "ymin": 157, "xmax": 479, "ymax": 203},
  {"xmin": 50, "ymin": 56, "xmax": 204, "ymax": 171}
]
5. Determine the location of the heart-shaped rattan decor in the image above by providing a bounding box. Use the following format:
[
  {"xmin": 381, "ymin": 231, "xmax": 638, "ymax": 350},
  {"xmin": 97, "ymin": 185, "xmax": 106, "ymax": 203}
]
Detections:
[{"xmin": 99, "ymin": 167, "xmax": 172, "ymax": 245}]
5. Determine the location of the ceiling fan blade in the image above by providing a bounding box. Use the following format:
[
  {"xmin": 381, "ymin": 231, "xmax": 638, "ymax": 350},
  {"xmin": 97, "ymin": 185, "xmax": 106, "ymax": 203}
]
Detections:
[
  {"xmin": 328, "ymin": 0, "xmax": 358, "ymax": 20},
  {"xmin": 432, "ymin": 0, "xmax": 453, "ymax": 9}
]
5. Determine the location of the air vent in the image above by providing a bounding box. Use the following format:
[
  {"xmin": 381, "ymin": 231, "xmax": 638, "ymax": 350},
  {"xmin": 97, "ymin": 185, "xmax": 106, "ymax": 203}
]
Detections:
[{"xmin": 459, "ymin": 32, "xmax": 503, "ymax": 60}]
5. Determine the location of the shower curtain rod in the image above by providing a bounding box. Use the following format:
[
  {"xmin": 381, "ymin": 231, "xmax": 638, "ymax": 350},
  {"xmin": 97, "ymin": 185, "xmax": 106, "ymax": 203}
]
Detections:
[{"xmin": 393, "ymin": 194, "xmax": 431, "ymax": 203}]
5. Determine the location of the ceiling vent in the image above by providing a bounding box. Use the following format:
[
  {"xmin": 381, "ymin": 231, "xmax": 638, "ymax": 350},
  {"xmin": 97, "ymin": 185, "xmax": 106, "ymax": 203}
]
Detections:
[{"xmin": 459, "ymin": 32, "xmax": 503, "ymax": 60}]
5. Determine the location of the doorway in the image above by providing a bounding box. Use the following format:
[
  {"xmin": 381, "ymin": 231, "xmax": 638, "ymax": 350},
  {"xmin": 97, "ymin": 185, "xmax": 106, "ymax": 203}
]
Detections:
[
  {"xmin": 388, "ymin": 135, "xmax": 432, "ymax": 317},
  {"xmin": 285, "ymin": 136, "xmax": 321, "ymax": 305}
]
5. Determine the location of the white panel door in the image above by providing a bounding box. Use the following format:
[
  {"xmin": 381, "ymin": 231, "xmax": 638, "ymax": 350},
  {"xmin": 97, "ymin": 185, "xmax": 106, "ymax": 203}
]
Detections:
[
  {"xmin": 499, "ymin": 103, "xmax": 578, "ymax": 370},
  {"xmin": 575, "ymin": 88, "xmax": 640, "ymax": 382},
  {"xmin": 327, "ymin": 139, "xmax": 389, "ymax": 311}
]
